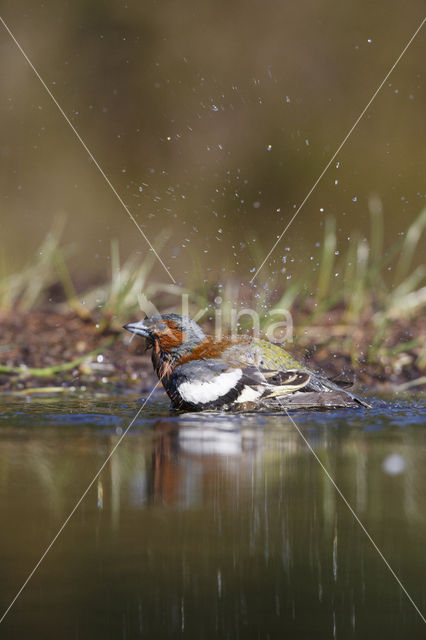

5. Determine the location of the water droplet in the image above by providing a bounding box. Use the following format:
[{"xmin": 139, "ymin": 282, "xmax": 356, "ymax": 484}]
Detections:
[{"xmin": 382, "ymin": 454, "xmax": 406, "ymax": 475}]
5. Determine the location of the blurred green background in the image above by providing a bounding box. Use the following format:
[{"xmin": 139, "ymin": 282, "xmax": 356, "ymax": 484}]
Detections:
[{"xmin": 0, "ymin": 1, "xmax": 425, "ymax": 287}]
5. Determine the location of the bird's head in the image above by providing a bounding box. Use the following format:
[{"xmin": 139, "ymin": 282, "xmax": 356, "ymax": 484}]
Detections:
[{"xmin": 124, "ymin": 313, "xmax": 206, "ymax": 360}]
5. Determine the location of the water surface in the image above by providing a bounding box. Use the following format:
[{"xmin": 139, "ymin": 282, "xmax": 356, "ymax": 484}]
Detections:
[{"xmin": 0, "ymin": 392, "xmax": 425, "ymax": 638}]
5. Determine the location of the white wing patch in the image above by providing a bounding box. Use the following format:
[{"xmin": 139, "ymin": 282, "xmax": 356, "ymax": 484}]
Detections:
[
  {"xmin": 178, "ymin": 368, "xmax": 243, "ymax": 404},
  {"xmin": 235, "ymin": 386, "xmax": 262, "ymax": 403}
]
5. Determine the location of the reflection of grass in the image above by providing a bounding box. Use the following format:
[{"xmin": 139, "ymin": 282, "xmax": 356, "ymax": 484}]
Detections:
[{"xmin": 0, "ymin": 205, "xmax": 425, "ymax": 379}]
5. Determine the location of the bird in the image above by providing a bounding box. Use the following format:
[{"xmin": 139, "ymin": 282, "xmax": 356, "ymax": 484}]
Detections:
[{"xmin": 124, "ymin": 313, "xmax": 369, "ymax": 411}]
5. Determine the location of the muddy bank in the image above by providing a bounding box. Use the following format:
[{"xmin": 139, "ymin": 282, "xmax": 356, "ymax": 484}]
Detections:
[{"xmin": 0, "ymin": 311, "xmax": 424, "ymax": 394}]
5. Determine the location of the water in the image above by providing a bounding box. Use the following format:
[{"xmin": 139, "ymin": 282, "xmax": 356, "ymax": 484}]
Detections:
[{"xmin": 0, "ymin": 393, "xmax": 425, "ymax": 638}]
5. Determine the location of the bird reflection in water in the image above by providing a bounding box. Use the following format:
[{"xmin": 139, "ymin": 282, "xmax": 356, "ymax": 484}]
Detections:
[{"xmin": 148, "ymin": 417, "xmax": 262, "ymax": 506}]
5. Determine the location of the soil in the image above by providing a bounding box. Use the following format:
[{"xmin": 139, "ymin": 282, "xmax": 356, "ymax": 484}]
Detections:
[{"xmin": 0, "ymin": 310, "xmax": 424, "ymax": 394}]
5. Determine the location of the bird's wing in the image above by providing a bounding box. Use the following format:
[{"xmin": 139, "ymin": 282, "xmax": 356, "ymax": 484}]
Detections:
[
  {"xmin": 259, "ymin": 390, "xmax": 364, "ymax": 410},
  {"xmin": 258, "ymin": 369, "xmax": 310, "ymax": 398},
  {"xmin": 169, "ymin": 359, "xmax": 256, "ymax": 409},
  {"xmin": 219, "ymin": 338, "xmax": 303, "ymax": 371},
  {"xmin": 169, "ymin": 358, "xmax": 310, "ymax": 409}
]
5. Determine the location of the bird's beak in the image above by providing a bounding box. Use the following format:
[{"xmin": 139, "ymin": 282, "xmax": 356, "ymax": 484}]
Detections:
[{"xmin": 123, "ymin": 321, "xmax": 150, "ymax": 338}]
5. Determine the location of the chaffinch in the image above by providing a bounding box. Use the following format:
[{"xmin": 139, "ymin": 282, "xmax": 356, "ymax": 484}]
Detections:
[{"xmin": 124, "ymin": 314, "xmax": 369, "ymax": 411}]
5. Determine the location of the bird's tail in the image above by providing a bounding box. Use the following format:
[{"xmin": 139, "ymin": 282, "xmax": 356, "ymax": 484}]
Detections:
[{"xmin": 304, "ymin": 370, "xmax": 371, "ymax": 408}]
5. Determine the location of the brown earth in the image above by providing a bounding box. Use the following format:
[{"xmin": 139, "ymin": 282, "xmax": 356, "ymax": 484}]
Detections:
[{"xmin": 0, "ymin": 310, "xmax": 424, "ymax": 394}]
